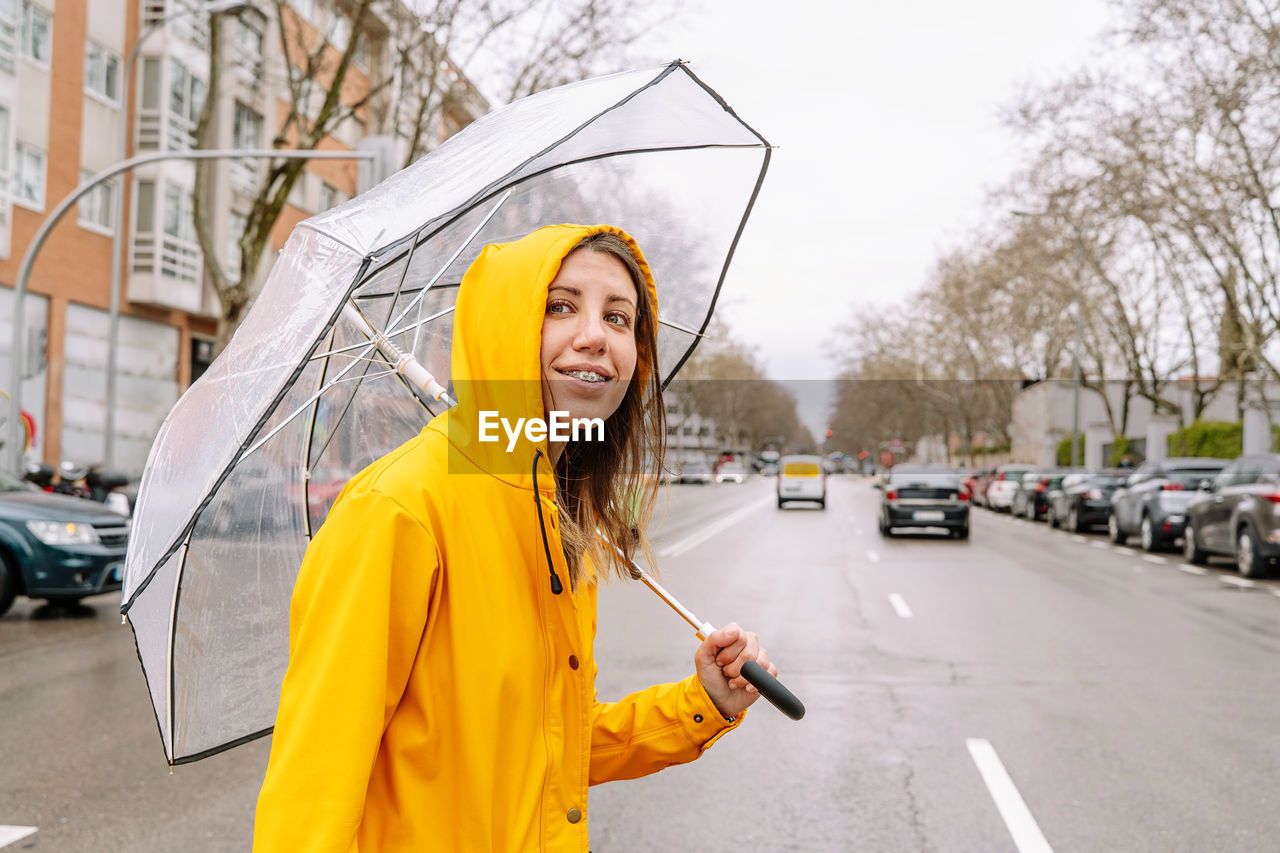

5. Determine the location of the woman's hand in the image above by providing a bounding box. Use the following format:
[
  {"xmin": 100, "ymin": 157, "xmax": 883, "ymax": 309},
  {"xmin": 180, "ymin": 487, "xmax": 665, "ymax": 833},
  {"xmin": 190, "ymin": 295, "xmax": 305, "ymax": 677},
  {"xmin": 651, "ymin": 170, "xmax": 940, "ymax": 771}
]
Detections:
[{"xmin": 694, "ymin": 622, "xmax": 776, "ymax": 719}]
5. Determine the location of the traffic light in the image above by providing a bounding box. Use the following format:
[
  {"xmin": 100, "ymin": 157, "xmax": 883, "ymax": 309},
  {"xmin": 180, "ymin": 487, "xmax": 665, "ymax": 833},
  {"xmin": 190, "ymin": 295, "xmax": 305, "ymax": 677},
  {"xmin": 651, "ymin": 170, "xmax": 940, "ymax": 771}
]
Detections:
[{"xmin": 825, "ymin": 429, "xmax": 833, "ymax": 438}]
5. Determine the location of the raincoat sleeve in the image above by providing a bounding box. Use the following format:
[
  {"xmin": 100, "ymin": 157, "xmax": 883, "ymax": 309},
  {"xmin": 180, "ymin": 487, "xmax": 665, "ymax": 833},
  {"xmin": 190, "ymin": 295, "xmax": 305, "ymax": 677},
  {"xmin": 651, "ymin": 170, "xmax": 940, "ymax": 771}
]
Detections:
[
  {"xmin": 588, "ymin": 664, "xmax": 744, "ymax": 784},
  {"xmin": 254, "ymin": 489, "xmax": 440, "ymax": 852}
]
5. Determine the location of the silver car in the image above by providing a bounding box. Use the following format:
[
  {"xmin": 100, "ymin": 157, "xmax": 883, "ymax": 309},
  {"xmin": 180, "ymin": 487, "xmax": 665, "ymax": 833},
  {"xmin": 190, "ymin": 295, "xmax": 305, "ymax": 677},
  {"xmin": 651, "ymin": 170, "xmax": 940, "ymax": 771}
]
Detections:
[{"xmin": 1184, "ymin": 454, "xmax": 1280, "ymax": 578}]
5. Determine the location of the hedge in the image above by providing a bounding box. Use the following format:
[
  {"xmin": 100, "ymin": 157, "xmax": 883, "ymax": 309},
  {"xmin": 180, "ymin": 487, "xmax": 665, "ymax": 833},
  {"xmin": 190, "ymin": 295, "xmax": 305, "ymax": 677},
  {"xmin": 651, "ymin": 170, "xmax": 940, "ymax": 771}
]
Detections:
[{"xmin": 1167, "ymin": 421, "xmax": 1242, "ymax": 459}]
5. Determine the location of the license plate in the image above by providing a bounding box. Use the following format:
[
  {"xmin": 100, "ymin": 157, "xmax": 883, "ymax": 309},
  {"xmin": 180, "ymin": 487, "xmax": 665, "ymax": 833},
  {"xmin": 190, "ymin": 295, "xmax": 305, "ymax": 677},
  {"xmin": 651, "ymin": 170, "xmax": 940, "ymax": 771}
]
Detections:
[{"xmin": 913, "ymin": 511, "xmax": 945, "ymax": 521}]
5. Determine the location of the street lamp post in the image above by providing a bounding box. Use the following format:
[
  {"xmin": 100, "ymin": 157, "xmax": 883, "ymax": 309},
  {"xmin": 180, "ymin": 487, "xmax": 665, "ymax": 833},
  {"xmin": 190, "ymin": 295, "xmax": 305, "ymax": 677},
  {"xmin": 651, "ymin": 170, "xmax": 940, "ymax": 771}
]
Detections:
[
  {"xmin": 103, "ymin": 0, "xmax": 249, "ymax": 469},
  {"xmin": 1012, "ymin": 208, "xmax": 1083, "ymax": 467}
]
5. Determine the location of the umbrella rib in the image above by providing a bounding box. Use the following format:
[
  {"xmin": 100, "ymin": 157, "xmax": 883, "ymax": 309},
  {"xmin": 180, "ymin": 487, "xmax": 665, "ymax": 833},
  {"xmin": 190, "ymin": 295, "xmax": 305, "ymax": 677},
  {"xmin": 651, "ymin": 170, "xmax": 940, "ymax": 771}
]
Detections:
[
  {"xmin": 386, "ymin": 305, "xmax": 455, "ymax": 341},
  {"xmin": 238, "ymin": 340, "xmax": 383, "ymax": 463},
  {"xmin": 382, "ymin": 189, "xmax": 510, "ymax": 346},
  {"xmin": 657, "ymin": 315, "xmax": 704, "ymax": 337}
]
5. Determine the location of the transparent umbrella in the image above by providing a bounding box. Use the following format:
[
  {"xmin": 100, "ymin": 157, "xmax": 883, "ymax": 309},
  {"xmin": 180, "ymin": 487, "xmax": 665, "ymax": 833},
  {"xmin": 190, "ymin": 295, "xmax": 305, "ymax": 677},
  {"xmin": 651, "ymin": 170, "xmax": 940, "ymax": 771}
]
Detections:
[{"xmin": 121, "ymin": 61, "xmax": 775, "ymax": 765}]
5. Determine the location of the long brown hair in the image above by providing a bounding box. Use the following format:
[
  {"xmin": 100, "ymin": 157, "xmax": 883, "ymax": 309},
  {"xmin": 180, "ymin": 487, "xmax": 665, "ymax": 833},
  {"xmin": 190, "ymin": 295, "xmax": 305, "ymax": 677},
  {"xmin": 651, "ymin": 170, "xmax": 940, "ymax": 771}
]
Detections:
[{"xmin": 552, "ymin": 232, "xmax": 665, "ymax": 587}]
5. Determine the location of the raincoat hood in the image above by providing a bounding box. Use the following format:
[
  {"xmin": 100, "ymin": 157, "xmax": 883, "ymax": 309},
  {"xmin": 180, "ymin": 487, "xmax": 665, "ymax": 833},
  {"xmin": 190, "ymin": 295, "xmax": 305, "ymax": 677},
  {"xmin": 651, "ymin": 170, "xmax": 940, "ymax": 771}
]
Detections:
[{"xmin": 446, "ymin": 223, "xmax": 657, "ymax": 483}]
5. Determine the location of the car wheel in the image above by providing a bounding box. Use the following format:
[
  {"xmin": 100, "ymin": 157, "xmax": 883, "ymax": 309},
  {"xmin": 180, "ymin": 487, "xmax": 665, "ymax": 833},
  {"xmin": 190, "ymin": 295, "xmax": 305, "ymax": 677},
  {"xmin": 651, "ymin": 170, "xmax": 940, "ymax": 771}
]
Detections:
[
  {"xmin": 1183, "ymin": 524, "xmax": 1208, "ymax": 565},
  {"xmin": 878, "ymin": 520, "xmax": 890, "ymax": 536},
  {"xmin": 1108, "ymin": 514, "xmax": 1126, "ymax": 544},
  {"xmin": 1046, "ymin": 505, "xmax": 1058, "ymax": 528},
  {"xmin": 777, "ymin": 497, "xmax": 785, "ymax": 509},
  {"xmin": 955, "ymin": 526, "xmax": 969, "ymax": 540},
  {"xmin": 1067, "ymin": 507, "xmax": 1080, "ymax": 533},
  {"xmin": 0, "ymin": 550, "xmax": 18, "ymax": 617},
  {"xmin": 818, "ymin": 498, "xmax": 826, "ymax": 509},
  {"xmin": 1140, "ymin": 515, "xmax": 1159, "ymax": 552},
  {"xmin": 1236, "ymin": 525, "xmax": 1270, "ymax": 579}
]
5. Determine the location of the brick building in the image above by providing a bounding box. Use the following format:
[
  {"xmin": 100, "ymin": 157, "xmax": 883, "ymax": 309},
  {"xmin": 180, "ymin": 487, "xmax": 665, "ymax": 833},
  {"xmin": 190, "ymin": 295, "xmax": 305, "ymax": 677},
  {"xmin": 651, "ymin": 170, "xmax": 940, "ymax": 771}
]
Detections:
[{"xmin": 0, "ymin": 0, "xmax": 486, "ymax": 475}]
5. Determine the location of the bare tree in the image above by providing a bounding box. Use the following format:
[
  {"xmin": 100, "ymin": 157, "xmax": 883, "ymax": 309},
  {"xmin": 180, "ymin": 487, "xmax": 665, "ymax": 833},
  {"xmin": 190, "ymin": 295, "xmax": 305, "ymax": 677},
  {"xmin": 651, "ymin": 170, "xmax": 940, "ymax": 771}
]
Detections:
[{"xmin": 194, "ymin": 0, "xmax": 682, "ymax": 355}]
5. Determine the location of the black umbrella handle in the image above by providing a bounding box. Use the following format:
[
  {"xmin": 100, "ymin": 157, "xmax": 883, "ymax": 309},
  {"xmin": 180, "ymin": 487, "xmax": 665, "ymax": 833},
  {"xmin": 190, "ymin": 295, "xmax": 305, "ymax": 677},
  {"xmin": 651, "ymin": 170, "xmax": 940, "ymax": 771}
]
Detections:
[{"xmin": 740, "ymin": 659, "xmax": 805, "ymax": 720}]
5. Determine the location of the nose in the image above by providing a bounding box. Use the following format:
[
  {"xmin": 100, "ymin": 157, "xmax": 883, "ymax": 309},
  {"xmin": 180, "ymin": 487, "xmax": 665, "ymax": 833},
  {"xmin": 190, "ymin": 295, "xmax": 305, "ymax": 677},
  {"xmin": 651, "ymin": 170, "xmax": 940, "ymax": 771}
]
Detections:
[{"xmin": 572, "ymin": 312, "xmax": 608, "ymax": 352}]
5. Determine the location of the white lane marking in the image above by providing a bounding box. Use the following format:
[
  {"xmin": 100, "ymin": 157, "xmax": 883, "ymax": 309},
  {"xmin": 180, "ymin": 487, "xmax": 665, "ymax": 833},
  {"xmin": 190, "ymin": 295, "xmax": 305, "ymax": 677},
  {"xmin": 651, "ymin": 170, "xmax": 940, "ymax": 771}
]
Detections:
[
  {"xmin": 1113, "ymin": 547, "xmax": 1137, "ymax": 556},
  {"xmin": 0, "ymin": 827, "xmax": 38, "ymax": 848},
  {"xmin": 888, "ymin": 593, "xmax": 913, "ymax": 618},
  {"xmin": 1142, "ymin": 555, "xmax": 1168, "ymax": 565},
  {"xmin": 1179, "ymin": 565, "xmax": 1209, "ymax": 576},
  {"xmin": 966, "ymin": 739, "xmax": 1054, "ymax": 853},
  {"xmin": 1221, "ymin": 576, "xmax": 1258, "ymax": 589},
  {"xmin": 1070, "ymin": 535, "xmax": 1088, "ymax": 544},
  {"xmin": 658, "ymin": 497, "xmax": 771, "ymax": 558},
  {"xmin": 1090, "ymin": 541, "xmax": 1108, "ymax": 550},
  {"xmin": 866, "ymin": 550, "xmax": 881, "ymax": 563}
]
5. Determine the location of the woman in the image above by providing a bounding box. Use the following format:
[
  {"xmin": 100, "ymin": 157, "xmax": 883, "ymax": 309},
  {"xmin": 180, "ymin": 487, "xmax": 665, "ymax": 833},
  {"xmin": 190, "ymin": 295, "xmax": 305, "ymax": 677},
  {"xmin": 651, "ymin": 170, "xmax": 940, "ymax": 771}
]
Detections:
[{"xmin": 253, "ymin": 224, "xmax": 776, "ymax": 851}]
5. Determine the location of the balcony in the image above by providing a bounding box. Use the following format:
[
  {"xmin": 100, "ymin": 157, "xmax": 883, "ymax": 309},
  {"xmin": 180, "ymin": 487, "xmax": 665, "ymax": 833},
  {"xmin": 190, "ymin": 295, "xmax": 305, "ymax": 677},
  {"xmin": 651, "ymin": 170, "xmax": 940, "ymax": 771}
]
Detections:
[{"xmin": 129, "ymin": 231, "xmax": 205, "ymax": 313}]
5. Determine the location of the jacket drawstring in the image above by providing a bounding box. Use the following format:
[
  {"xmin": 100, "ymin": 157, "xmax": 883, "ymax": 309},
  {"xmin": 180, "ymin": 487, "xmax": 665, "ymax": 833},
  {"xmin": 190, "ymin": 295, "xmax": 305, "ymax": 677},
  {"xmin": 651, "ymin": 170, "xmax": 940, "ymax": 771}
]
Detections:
[{"xmin": 532, "ymin": 450, "xmax": 563, "ymax": 595}]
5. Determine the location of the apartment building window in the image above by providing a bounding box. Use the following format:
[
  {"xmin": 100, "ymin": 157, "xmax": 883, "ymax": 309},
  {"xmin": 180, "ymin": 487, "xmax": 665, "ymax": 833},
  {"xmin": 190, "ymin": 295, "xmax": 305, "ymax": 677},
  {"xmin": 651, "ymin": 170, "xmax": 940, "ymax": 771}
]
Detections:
[
  {"xmin": 234, "ymin": 16, "xmax": 263, "ymax": 85},
  {"xmin": 171, "ymin": 0, "xmax": 210, "ymax": 51},
  {"xmin": 12, "ymin": 142, "xmax": 43, "ymax": 209},
  {"xmin": 167, "ymin": 58, "xmax": 205, "ymax": 150},
  {"xmin": 226, "ymin": 210, "xmax": 246, "ymax": 282},
  {"xmin": 0, "ymin": 0, "xmax": 18, "ymax": 73},
  {"xmin": 85, "ymin": 40, "xmax": 122, "ymax": 103},
  {"xmin": 328, "ymin": 15, "xmax": 350, "ymax": 52},
  {"xmin": 162, "ymin": 183, "xmax": 196, "ymax": 244},
  {"xmin": 19, "ymin": 0, "xmax": 49, "ymax": 65},
  {"xmin": 132, "ymin": 178, "xmax": 201, "ymax": 284},
  {"xmin": 77, "ymin": 169, "xmax": 114, "ymax": 233},
  {"xmin": 319, "ymin": 182, "xmax": 338, "ymax": 211},
  {"xmin": 231, "ymin": 102, "xmax": 261, "ymax": 193}
]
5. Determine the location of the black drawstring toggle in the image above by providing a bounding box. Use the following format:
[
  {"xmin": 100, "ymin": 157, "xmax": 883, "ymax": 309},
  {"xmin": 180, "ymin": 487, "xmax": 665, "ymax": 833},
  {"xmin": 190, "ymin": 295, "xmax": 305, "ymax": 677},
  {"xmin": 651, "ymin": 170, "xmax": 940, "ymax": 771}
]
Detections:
[{"xmin": 532, "ymin": 451, "xmax": 564, "ymax": 595}]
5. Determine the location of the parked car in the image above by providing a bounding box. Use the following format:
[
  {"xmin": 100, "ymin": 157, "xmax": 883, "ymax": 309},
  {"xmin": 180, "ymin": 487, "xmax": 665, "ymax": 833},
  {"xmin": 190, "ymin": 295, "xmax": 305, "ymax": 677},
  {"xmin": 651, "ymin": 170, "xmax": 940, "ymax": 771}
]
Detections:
[
  {"xmin": 714, "ymin": 461, "xmax": 746, "ymax": 484},
  {"xmin": 0, "ymin": 467, "xmax": 130, "ymax": 616},
  {"xmin": 1109, "ymin": 457, "xmax": 1230, "ymax": 551},
  {"xmin": 1011, "ymin": 468, "xmax": 1072, "ymax": 520},
  {"xmin": 679, "ymin": 460, "xmax": 713, "ymax": 485},
  {"xmin": 1183, "ymin": 454, "xmax": 1280, "ymax": 578},
  {"xmin": 877, "ymin": 466, "xmax": 969, "ymax": 538},
  {"xmin": 1045, "ymin": 470, "xmax": 1123, "ymax": 531},
  {"xmin": 777, "ymin": 455, "xmax": 826, "ymax": 508},
  {"xmin": 970, "ymin": 467, "xmax": 997, "ymax": 507},
  {"xmin": 984, "ymin": 464, "xmax": 1037, "ymax": 512}
]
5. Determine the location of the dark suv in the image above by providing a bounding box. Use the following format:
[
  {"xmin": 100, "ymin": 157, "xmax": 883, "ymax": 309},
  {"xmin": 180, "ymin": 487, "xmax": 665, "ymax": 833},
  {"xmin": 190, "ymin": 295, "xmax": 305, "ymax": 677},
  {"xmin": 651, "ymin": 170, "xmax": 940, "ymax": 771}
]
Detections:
[
  {"xmin": 1184, "ymin": 454, "xmax": 1280, "ymax": 578},
  {"xmin": 0, "ymin": 467, "xmax": 129, "ymax": 615},
  {"xmin": 1108, "ymin": 457, "xmax": 1230, "ymax": 551}
]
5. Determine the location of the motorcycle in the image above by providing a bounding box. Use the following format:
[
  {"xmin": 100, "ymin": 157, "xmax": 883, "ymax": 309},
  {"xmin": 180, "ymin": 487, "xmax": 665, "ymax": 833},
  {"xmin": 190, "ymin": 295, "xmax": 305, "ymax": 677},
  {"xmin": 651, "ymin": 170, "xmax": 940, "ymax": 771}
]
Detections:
[{"xmin": 24, "ymin": 460, "xmax": 133, "ymax": 517}]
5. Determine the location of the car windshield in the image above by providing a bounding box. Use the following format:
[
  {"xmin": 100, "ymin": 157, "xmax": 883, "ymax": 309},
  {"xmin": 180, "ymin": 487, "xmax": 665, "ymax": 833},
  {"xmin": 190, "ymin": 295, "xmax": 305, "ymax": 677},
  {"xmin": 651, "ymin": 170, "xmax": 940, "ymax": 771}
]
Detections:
[
  {"xmin": 0, "ymin": 469, "xmax": 31, "ymax": 491},
  {"xmin": 889, "ymin": 473, "xmax": 959, "ymax": 488},
  {"xmin": 685, "ymin": 462, "xmax": 709, "ymax": 472},
  {"xmin": 1002, "ymin": 470, "xmax": 1030, "ymax": 483},
  {"xmin": 1166, "ymin": 467, "xmax": 1224, "ymax": 487},
  {"xmin": 721, "ymin": 463, "xmax": 743, "ymax": 472},
  {"xmin": 1088, "ymin": 475, "xmax": 1127, "ymax": 487}
]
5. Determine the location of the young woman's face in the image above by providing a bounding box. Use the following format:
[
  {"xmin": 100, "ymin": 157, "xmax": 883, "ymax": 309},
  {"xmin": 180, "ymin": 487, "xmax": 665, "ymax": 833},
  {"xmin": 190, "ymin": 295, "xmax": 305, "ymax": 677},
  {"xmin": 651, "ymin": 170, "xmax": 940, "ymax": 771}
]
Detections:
[{"xmin": 540, "ymin": 248, "xmax": 639, "ymax": 426}]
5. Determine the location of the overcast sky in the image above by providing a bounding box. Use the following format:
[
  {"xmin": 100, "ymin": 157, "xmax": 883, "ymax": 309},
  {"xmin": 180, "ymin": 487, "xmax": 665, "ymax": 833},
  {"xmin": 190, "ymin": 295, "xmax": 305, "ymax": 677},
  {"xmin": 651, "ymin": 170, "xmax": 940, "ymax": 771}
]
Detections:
[{"xmin": 633, "ymin": 1, "xmax": 1115, "ymax": 376}]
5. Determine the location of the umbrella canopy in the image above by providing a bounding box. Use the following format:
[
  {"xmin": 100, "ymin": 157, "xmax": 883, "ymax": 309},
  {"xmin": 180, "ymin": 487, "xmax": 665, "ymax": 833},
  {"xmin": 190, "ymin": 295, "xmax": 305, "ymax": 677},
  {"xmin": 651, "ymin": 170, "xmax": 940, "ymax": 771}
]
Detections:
[{"xmin": 121, "ymin": 60, "xmax": 771, "ymax": 765}]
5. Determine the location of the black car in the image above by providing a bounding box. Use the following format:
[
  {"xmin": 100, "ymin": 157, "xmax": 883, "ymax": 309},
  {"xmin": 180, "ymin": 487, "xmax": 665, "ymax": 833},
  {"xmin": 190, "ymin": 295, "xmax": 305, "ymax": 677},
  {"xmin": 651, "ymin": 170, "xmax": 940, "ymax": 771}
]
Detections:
[
  {"xmin": 1109, "ymin": 457, "xmax": 1230, "ymax": 551},
  {"xmin": 1184, "ymin": 454, "xmax": 1280, "ymax": 578},
  {"xmin": 1012, "ymin": 468, "xmax": 1073, "ymax": 521},
  {"xmin": 0, "ymin": 467, "xmax": 130, "ymax": 615},
  {"xmin": 878, "ymin": 466, "xmax": 970, "ymax": 539},
  {"xmin": 1047, "ymin": 470, "xmax": 1128, "ymax": 532}
]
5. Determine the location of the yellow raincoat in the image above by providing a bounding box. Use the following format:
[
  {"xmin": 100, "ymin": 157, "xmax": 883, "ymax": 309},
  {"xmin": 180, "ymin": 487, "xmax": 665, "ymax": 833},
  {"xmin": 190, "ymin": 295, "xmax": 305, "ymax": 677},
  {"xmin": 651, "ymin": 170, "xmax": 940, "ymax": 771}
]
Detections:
[{"xmin": 254, "ymin": 224, "xmax": 742, "ymax": 852}]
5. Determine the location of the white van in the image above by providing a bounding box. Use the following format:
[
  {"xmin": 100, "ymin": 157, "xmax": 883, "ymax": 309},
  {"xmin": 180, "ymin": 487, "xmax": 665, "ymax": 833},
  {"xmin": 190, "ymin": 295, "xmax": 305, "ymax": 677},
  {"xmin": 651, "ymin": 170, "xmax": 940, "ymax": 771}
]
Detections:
[{"xmin": 777, "ymin": 455, "xmax": 826, "ymax": 509}]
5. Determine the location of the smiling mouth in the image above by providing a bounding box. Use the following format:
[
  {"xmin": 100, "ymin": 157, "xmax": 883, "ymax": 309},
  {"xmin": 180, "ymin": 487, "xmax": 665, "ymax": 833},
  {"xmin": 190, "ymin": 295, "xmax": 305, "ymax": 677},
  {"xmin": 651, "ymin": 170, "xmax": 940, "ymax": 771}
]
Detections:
[{"xmin": 556, "ymin": 368, "xmax": 611, "ymax": 383}]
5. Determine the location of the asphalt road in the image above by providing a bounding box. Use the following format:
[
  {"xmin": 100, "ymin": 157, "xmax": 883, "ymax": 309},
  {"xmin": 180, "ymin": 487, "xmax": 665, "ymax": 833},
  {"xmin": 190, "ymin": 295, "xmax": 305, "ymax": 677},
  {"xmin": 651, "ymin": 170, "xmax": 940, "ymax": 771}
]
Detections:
[{"xmin": 3, "ymin": 476, "xmax": 1280, "ymax": 851}]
